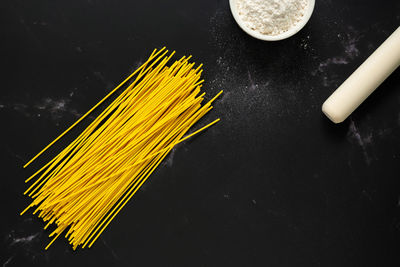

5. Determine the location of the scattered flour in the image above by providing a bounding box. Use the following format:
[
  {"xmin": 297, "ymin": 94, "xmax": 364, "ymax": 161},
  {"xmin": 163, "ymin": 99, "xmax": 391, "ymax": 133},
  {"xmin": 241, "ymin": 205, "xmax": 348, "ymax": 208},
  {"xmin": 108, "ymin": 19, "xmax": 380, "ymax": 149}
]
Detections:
[{"xmin": 236, "ymin": 0, "xmax": 308, "ymax": 36}]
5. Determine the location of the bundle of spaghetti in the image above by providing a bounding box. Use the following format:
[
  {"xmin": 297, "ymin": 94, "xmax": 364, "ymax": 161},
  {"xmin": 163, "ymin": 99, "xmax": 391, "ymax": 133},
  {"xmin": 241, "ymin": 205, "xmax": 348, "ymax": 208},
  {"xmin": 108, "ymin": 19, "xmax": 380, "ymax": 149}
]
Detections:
[{"xmin": 21, "ymin": 47, "xmax": 222, "ymax": 250}]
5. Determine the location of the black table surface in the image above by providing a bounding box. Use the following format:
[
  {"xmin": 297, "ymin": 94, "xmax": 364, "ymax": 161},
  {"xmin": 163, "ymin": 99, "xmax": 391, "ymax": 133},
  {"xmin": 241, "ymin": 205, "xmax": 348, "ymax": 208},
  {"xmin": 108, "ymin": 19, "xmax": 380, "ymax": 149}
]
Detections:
[{"xmin": 1, "ymin": 0, "xmax": 400, "ymax": 266}]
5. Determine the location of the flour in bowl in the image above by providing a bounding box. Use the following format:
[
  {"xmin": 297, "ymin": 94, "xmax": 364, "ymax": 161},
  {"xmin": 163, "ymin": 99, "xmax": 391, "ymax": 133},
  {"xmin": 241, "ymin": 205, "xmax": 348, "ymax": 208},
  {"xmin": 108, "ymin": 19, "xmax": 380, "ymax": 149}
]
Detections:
[{"xmin": 236, "ymin": 0, "xmax": 308, "ymax": 36}]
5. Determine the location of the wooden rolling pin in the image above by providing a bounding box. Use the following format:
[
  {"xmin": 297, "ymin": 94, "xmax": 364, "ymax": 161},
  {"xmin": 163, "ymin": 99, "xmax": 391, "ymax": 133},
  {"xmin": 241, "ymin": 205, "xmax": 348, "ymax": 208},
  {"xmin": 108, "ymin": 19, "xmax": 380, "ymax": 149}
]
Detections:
[{"xmin": 322, "ymin": 26, "xmax": 400, "ymax": 123}]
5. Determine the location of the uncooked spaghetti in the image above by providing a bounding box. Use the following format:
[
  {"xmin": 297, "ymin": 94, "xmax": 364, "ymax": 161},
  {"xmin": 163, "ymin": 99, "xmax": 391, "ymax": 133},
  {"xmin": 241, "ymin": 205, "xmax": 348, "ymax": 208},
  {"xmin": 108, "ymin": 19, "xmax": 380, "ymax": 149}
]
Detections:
[{"xmin": 21, "ymin": 47, "xmax": 222, "ymax": 250}]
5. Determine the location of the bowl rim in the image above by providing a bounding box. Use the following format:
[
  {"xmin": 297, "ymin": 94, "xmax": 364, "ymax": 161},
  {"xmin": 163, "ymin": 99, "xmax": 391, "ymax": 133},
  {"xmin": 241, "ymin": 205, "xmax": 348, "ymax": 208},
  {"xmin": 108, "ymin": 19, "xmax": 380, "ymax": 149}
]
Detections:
[{"xmin": 229, "ymin": 0, "xmax": 316, "ymax": 41}]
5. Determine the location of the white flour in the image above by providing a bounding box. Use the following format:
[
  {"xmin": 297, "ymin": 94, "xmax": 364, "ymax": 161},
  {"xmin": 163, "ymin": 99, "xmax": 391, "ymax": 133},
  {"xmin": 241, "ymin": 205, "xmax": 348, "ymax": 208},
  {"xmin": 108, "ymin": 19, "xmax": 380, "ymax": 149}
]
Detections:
[{"xmin": 236, "ymin": 0, "xmax": 308, "ymax": 36}]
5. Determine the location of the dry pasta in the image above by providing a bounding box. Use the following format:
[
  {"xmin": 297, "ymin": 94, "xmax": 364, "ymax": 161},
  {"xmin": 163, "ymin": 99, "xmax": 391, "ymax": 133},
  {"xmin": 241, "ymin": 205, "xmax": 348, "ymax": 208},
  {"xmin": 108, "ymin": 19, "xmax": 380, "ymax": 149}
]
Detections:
[{"xmin": 21, "ymin": 47, "xmax": 222, "ymax": 250}]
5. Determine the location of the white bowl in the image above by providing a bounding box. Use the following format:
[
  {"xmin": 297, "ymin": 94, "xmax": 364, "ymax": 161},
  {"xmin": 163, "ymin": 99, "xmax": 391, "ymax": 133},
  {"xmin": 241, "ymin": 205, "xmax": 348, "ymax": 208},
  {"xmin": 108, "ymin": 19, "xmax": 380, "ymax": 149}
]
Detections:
[{"xmin": 229, "ymin": 0, "xmax": 315, "ymax": 41}]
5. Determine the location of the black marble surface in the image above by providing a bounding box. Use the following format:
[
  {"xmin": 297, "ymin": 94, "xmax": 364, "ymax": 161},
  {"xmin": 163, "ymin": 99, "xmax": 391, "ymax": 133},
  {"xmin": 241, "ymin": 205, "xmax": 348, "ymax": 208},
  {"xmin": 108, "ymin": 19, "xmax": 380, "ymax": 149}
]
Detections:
[{"xmin": 1, "ymin": 0, "xmax": 400, "ymax": 266}]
